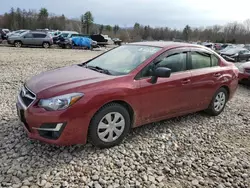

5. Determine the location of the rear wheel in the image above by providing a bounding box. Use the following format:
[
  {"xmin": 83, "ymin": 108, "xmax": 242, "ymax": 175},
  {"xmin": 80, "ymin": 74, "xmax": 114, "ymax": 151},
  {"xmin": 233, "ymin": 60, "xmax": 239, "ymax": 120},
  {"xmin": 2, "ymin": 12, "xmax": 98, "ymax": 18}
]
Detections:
[
  {"xmin": 14, "ymin": 41, "xmax": 22, "ymax": 48},
  {"xmin": 42, "ymin": 42, "xmax": 50, "ymax": 48},
  {"xmin": 88, "ymin": 103, "xmax": 130, "ymax": 148},
  {"xmin": 205, "ymin": 87, "xmax": 228, "ymax": 116}
]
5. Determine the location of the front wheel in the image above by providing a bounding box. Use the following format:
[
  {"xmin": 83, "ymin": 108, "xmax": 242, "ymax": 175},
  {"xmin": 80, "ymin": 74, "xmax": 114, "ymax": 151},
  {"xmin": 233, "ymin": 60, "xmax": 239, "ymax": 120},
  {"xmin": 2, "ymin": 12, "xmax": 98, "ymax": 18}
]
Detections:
[
  {"xmin": 205, "ymin": 87, "xmax": 228, "ymax": 116},
  {"xmin": 14, "ymin": 41, "xmax": 22, "ymax": 48},
  {"xmin": 88, "ymin": 103, "xmax": 131, "ymax": 148}
]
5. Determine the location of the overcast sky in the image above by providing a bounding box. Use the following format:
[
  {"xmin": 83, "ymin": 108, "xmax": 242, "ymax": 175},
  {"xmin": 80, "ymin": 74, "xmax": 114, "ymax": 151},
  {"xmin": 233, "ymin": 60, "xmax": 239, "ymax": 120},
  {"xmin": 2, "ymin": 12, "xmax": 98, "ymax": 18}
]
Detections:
[{"xmin": 1, "ymin": 0, "xmax": 250, "ymax": 28}]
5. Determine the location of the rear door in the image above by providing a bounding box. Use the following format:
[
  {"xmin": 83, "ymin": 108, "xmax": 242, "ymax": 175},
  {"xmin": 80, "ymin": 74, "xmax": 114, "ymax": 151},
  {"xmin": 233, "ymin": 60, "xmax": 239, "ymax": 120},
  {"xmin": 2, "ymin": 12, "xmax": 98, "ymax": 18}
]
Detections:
[
  {"xmin": 188, "ymin": 48, "xmax": 221, "ymax": 109},
  {"xmin": 22, "ymin": 33, "xmax": 34, "ymax": 45},
  {"xmin": 33, "ymin": 33, "xmax": 46, "ymax": 45}
]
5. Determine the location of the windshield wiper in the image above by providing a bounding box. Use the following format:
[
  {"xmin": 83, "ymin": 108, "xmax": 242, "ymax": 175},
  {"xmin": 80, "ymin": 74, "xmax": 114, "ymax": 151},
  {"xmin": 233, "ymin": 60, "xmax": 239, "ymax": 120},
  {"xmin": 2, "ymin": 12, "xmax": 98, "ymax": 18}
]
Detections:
[{"xmin": 85, "ymin": 65, "xmax": 112, "ymax": 75}]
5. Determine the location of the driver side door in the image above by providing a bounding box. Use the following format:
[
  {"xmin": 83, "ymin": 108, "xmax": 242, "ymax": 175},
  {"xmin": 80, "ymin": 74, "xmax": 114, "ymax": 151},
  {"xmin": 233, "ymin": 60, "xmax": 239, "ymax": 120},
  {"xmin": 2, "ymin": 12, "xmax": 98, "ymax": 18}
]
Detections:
[
  {"xmin": 136, "ymin": 48, "xmax": 193, "ymax": 124},
  {"xmin": 22, "ymin": 33, "xmax": 34, "ymax": 45}
]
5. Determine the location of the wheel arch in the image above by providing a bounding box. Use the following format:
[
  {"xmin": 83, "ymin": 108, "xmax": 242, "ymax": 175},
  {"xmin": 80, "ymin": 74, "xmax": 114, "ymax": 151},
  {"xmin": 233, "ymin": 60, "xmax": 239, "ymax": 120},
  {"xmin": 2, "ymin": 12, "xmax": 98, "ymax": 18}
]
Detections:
[{"xmin": 220, "ymin": 85, "xmax": 230, "ymax": 100}]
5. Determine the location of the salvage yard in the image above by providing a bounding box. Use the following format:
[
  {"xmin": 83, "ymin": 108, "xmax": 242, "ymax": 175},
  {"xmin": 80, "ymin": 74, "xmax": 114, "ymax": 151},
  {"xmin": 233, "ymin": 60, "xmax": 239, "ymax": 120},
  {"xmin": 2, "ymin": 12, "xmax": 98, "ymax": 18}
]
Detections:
[{"xmin": 0, "ymin": 47, "xmax": 250, "ymax": 188}]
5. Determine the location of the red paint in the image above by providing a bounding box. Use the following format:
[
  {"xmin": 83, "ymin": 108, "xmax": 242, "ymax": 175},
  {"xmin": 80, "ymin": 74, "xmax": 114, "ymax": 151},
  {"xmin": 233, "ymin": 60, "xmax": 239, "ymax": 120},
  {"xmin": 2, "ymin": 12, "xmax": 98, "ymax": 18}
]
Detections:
[
  {"xmin": 18, "ymin": 42, "xmax": 239, "ymax": 146},
  {"xmin": 238, "ymin": 62, "xmax": 250, "ymax": 84}
]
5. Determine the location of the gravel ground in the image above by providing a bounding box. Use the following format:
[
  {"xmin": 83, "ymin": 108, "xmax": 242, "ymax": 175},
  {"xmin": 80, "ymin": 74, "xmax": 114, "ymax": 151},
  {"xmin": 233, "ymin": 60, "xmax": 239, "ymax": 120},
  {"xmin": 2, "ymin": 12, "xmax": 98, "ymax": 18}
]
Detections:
[{"xmin": 0, "ymin": 47, "xmax": 249, "ymax": 188}]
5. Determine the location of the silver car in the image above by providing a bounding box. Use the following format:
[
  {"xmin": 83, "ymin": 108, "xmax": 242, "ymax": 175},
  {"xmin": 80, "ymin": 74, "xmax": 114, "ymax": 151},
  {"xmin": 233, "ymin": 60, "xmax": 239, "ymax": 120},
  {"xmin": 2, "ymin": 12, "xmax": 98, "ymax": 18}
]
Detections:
[{"xmin": 8, "ymin": 31, "xmax": 53, "ymax": 48}]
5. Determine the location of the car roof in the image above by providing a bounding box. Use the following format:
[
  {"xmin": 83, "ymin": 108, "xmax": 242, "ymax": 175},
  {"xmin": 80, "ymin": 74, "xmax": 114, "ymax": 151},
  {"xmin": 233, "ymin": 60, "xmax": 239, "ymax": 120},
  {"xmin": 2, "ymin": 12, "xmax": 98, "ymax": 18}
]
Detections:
[
  {"xmin": 30, "ymin": 31, "xmax": 48, "ymax": 34},
  {"xmin": 129, "ymin": 41, "xmax": 198, "ymax": 48}
]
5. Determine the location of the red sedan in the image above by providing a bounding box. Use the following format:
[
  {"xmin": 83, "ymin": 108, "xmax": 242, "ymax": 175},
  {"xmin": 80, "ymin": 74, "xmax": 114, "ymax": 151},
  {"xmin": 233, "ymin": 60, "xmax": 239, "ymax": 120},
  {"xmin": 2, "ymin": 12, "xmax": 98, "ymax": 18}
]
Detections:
[
  {"xmin": 238, "ymin": 62, "xmax": 250, "ymax": 85},
  {"xmin": 16, "ymin": 42, "xmax": 239, "ymax": 148}
]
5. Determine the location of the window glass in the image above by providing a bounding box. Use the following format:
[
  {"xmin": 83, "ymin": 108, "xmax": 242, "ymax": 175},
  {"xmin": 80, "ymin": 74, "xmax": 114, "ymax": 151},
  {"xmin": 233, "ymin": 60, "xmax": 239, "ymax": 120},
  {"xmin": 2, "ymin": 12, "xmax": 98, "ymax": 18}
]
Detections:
[
  {"xmin": 61, "ymin": 33, "xmax": 69, "ymax": 38},
  {"xmin": 211, "ymin": 55, "xmax": 219, "ymax": 67},
  {"xmin": 140, "ymin": 52, "xmax": 187, "ymax": 78},
  {"xmin": 191, "ymin": 51, "xmax": 211, "ymax": 69},
  {"xmin": 33, "ymin": 33, "xmax": 46, "ymax": 38},
  {"xmin": 24, "ymin": 33, "xmax": 33, "ymax": 38},
  {"xmin": 87, "ymin": 45, "xmax": 162, "ymax": 75},
  {"xmin": 156, "ymin": 52, "xmax": 187, "ymax": 73}
]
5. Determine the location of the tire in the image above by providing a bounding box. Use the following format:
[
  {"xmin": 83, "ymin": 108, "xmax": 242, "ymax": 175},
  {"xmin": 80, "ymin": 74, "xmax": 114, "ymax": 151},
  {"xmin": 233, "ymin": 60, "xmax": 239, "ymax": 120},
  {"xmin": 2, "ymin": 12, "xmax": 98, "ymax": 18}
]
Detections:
[
  {"xmin": 65, "ymin": 44, "xmax": 71, "ymax": 49},
  {"xmin": 88, "ymin": 103, "xmax": 131, "ymax": 148},
  {"xmin": 42, "ymin": 42, "xmax": 50, "ymax": 48},
  {"xmin": 205, "ymin": 87, "xmax": 228, "ymax": 116},
  {"xmin": 14, "ymin": 41, "xmax": 22, "ymax": 48}
]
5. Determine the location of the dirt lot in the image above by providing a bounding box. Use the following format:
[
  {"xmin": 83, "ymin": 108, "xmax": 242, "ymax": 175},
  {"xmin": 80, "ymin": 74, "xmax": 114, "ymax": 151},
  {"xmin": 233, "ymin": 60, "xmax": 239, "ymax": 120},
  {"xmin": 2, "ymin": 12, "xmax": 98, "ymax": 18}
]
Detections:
[{"xmin": 0, "ymin": 47, "xmax": 249, "ymax": 188}]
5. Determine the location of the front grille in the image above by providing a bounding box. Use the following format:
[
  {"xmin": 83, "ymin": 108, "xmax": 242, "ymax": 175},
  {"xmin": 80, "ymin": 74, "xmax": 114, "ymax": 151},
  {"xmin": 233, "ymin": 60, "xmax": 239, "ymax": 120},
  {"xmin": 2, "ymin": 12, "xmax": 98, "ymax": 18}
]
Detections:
[{"xmin": 19, "ymin": 85, "xmax": 36, "ymax": 107}]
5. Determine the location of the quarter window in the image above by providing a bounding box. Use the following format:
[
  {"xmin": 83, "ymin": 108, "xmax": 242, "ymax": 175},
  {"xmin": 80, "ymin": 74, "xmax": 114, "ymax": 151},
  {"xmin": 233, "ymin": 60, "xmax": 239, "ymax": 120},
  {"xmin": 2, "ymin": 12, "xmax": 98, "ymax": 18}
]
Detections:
[{"xmin": 191, "ymin": 51, "xmax": 211, "ymax": 69}]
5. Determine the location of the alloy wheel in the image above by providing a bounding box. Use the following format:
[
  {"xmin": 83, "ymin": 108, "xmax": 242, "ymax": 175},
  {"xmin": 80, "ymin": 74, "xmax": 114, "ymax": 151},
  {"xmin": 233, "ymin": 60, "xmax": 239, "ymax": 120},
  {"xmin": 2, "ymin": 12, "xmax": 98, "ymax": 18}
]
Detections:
[
  {"xmin": 43, "ymin": 43, "xmax": 49, "ymax": 48},
  {"xmin": 97, "ymin": 112, "xmax": 125, "ymax": 142},
  {"xmin": 15, "ymin": 42, "xmax": 21, "ymax": 48},
  {"xmin": 214, "ymin": 92, "xmax": 226, "ymax": 112}
]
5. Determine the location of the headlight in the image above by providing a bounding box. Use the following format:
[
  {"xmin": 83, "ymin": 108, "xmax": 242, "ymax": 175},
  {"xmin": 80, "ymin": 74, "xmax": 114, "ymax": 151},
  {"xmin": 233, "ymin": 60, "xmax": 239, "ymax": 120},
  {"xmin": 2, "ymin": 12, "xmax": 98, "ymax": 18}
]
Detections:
[
  {"xmin": 238, "ymin": 66, "xmax": 245, "ymax": 73},
  {"xmin": 38, "ymin": 93, "xmax": 83, "ymax": 111}
]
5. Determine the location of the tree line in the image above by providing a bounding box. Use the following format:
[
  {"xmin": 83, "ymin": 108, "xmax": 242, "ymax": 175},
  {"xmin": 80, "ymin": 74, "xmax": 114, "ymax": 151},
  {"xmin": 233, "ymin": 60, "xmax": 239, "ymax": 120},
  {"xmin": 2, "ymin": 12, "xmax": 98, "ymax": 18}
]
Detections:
[{"xmin": 1, "ymin": 7, "xmax": 250, "ymax": 44}]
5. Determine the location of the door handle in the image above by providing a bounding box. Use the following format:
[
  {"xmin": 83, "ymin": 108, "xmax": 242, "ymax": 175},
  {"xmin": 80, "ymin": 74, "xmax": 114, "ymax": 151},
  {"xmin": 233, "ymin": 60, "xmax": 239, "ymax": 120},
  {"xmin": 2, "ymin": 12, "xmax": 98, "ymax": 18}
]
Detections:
[
  {"xmin": 181, "ymin": 79, "xmax": 191, "ymax": 85},
  {"xmin": 213, "ymin": 73, "xmax": 221, "ymax": 77}
]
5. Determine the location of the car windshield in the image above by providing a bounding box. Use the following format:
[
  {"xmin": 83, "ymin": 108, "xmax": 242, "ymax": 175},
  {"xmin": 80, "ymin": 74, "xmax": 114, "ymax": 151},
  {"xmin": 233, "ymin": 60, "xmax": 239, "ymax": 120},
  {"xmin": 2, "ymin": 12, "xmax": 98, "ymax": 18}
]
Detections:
[{"xmin": 86, "ymin": 45, "xmax": 162, "ymax": 75}]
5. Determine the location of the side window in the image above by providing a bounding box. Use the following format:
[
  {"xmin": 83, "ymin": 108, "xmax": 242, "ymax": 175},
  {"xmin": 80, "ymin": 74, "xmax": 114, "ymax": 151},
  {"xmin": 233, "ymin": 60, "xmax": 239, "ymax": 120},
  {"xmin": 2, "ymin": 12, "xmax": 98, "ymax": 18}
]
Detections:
[
  {"xmin": 211, "ymin": 55, "xmax": 219, "ymax": 67},
  {"xmin": 156, "ymin": 52, "xmax": 187, "ymax": 73},
  {"xmin": 24, "ymin": 33, "xmax": 33, "ymax": 38},
  {"xmin": 33, "ymin": 33, "xmax": 46, "ymax": 38},
  {"xmin": 140, "ymin": 52, "xmax": 187, "ymax": 78},
  {"xmin": 191, "ymin": 51, "xmax": 211, "ymax": 69}
]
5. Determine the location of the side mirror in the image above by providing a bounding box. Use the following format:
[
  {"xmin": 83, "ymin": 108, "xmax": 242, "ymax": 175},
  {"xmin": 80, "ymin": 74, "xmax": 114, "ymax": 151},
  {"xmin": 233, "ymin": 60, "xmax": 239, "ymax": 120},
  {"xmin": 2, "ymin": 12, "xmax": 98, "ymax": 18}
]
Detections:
[{"xmin": 150, "ymin": 67, "xmax": 171, "ymax": 84}]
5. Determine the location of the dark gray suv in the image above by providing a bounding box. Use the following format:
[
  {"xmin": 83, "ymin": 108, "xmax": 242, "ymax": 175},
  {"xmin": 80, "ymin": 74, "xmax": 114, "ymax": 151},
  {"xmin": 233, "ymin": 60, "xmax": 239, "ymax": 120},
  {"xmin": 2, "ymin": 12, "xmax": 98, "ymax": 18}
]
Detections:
[{"xmin": 8, "ymin": 31, "xmax": 53, "ymax": 48}]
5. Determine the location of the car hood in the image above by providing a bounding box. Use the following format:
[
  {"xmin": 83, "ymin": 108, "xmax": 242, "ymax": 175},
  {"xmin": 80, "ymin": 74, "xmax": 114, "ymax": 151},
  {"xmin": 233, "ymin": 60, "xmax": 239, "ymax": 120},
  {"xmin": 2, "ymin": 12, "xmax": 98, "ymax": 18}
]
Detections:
[{"xmin": 26, "ymin": 65, "xmax": 113, "ymax": 98}]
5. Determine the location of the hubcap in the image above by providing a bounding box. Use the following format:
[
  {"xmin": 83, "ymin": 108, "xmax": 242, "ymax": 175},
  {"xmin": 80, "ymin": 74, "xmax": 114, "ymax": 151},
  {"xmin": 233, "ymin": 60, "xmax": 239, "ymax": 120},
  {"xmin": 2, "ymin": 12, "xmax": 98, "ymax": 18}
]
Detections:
[
  {"xmin": 214, "ymin": 92, "xmax": 226, "ymax": 112},
  {"xmin": 44, "ymin": 43, "xmax": 49, "ymax": 48},
  {"xmin": 97, "ymin": 112, "xmax": 125, "ymax": 142},
  {"xmin": 15, "ymin": 42, "xmax": 21, "ymax": 47}
]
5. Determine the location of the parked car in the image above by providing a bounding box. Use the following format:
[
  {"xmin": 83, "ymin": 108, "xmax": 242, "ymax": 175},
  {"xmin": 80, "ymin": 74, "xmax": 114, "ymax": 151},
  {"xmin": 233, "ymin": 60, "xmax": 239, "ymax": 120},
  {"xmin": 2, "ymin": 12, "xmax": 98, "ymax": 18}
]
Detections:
[
  {"xmin": 16, "ymin": 42, "xmax": 238, "ymax": 148},
  {"xmin": 0, "ymin": 28, "xmax": 10, "ymax": 40},
  {"xmin": 112, "ymin": 38, "xmax": 122, "ymax": 45},
  {"xmin": 237, "ymin": 62, "xmax": 250, "ymax": 85},
  {"xmin": 90, "ymin": 34, "xmax": 108, "ymax": 46},
  {"xmin": 52, "ymin": 31, "xmax": 79, "ymax": 44},
  {"xmin": 219, "ymin": 48, "xmax": 250, "ymax": 62},
  {"xmin": 8, "ymin": 31, "xmax": 53, "ymax": 48},
  {"xmin": 58, "ymin": 36, "xmax": 97, "ymax": 49},
  {"xmin": 219, "ymin": 44, "xmax": 236, "ymax": 53},
  {"xmin": 6, "ymin": 30, "xmax": 30, "ymax": 39}
]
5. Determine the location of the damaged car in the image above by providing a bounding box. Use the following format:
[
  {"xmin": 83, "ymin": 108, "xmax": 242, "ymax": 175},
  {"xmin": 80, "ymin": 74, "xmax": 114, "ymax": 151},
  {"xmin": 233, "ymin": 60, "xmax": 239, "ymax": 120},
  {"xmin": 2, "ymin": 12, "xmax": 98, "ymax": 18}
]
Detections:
[{"xmin": 16, "ymin": 42, "xmax": 239, "ymax": 148}]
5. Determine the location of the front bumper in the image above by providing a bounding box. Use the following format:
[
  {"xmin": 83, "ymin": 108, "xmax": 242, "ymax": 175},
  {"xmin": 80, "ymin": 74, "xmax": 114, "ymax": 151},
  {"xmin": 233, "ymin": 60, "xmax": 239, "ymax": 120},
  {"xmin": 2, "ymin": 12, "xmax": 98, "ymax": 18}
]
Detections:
[{"xmin": 16, "ymin": 88, "xmax": 91, "ymax": 146}]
